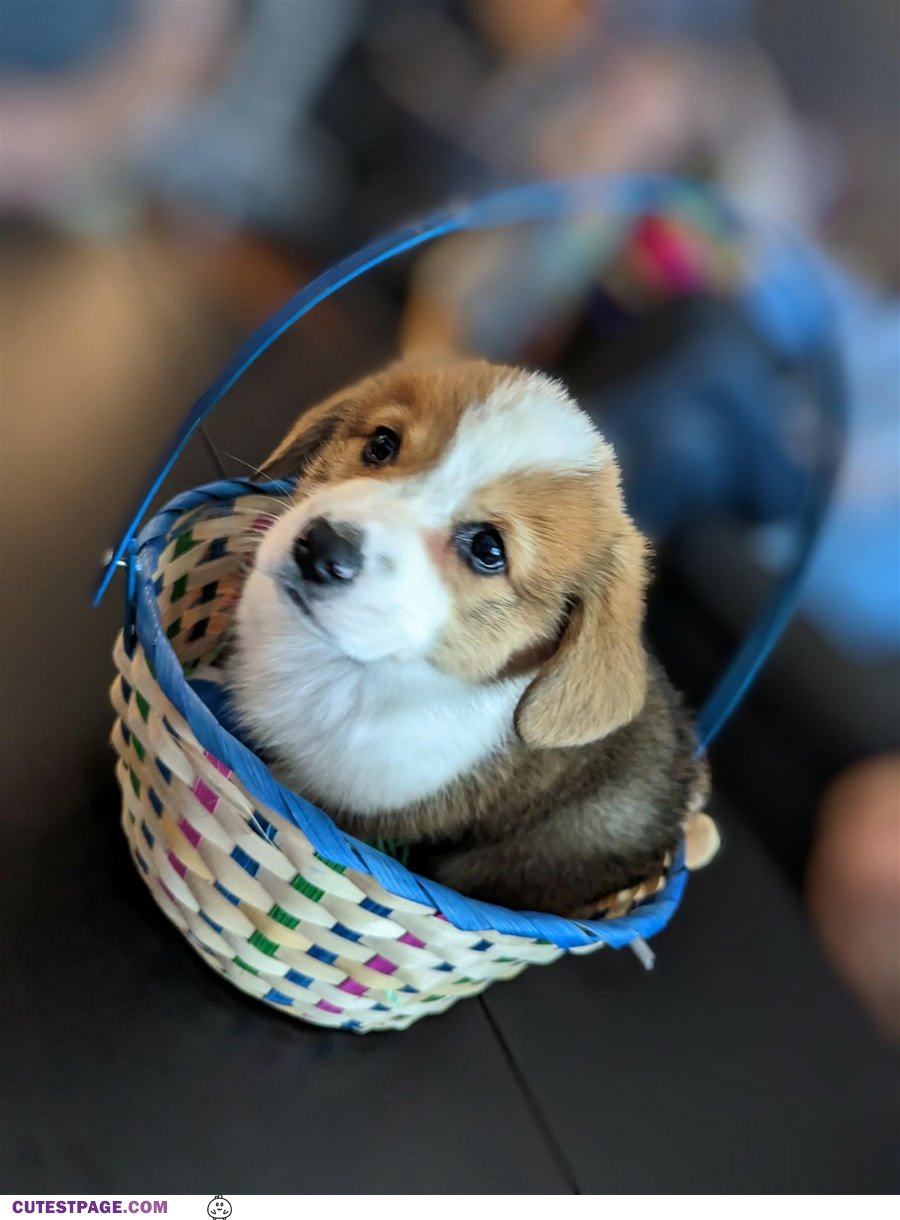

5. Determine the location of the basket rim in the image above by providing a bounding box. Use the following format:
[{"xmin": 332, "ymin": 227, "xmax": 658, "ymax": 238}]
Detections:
[{"xmin": 128, "ymin": 477, "xmax": 689, "ymax": 952}]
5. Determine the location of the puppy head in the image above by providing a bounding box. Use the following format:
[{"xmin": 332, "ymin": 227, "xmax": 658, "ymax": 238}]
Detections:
[{"xmin": 248, "ymin": 359, "xmax": 648, "ymax": 746}]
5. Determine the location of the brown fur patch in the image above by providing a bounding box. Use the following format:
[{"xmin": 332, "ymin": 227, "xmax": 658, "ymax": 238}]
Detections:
[
  {"xmin": 265, "ymin": 358, "xmax": 511, "ymax": 487},
  {"xmin": 428, "ymin": 462, "xmax": 649, "ymax": 747},
  {"xmin": 427, "ymin": 467, "xmax": 621, "ymax": 684}
]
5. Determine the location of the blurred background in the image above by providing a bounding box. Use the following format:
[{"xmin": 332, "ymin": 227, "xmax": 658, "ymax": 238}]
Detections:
[{"xmin": 1, "ymin": 0, "xmax": 898, "ymax": 1039}]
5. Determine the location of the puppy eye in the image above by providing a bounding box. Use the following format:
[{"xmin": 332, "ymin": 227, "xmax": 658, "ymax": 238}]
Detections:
[
  {"xmin": 362, "ymin": 426, "xmax": 400, "ymax": 467},
  {"xmin": 455, "ymin": 524, "xmax": 507, "ymax": 575}
]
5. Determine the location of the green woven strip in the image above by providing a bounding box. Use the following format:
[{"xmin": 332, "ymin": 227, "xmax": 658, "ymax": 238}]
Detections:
[
  {"xmin": 248, "ymin": 930, "xmax": 279, "ymax": 957},
  {"xmin": 134, "ymin": 691, "xmax": 150, "ymax": 723},
  {"xmin": 291, "ymin": 874, "xmax": 324, "ymax": 903},
  {"xmin": 166, "ymin": 617, "xmax": 182, "ymax": 640},
  {"xmin": 314, "ymin": 853, "xmax": 346, "ymax": 874},
  {"xmin": 233, "ymin": 957, "xmax": 259, "ymax": 975},
  {"xmin": 172, "ymin": 529, "xmax": 195, "ymax": 558},
  {"xmin": 132, "ymin": 736, "xmax": 146, "ymax": 763},
  {"xmin": 373, "ymin": 837, "xmax": 412, "ymax": 866},
  {"xmin": 129, "ymin": 768, "xmax": 141, "ymax": 798},
  {"xmin": 269, "ymin": 904, "xmax": 299, "ymax": 930},
  {"xmin": 170, "ymin": 574, "xmax": 188, "ymax": 603}
]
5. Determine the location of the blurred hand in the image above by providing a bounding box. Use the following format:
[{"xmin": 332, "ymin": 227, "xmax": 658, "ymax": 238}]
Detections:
[{"xmin": 807, "ymin": 755, "xmax": 900, "ymax": 1039}]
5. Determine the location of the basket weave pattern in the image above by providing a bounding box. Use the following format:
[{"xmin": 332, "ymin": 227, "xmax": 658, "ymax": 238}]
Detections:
[{"xmin": 111, "ymin": 487, "xmax": 683, "ymax": 1032}]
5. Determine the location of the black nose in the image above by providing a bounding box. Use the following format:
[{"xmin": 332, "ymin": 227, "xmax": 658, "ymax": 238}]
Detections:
[{"xmin": 293, "ymin": 518, "xmax": 363, "ymax": 586}]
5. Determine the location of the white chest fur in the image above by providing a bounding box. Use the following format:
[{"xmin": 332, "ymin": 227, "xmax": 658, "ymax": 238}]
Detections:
[{"xmin": 231, "ymin": 571, "xmax": 526, "ymax": 815}]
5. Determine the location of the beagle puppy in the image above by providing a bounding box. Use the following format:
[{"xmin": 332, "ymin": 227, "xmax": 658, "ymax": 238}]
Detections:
[{"xmin": 230, "ymin": 359, "xmax": 714, "ymax": 915}]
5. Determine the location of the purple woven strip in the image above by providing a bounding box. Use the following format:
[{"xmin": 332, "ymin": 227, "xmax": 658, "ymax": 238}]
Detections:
[
  {"xmin": 192, "ymin": 777, "xmax": 219, "ymax": 814},
  {"xmin": 167, "ymin": 850, "xmax": 187, "ymax": 880},
  {"xmin": 179, "ymin": 817, "xmax": 202, "ymax": 848},
  {"xmin": 367, "ymin": 955, "xmax": 398, "ymax": 975},
  {"xmin": 159, "ymin": 880, "xmax": 178, "ymax": 906},
  {"xmin": 204, "ymin": 751, "xmax": 231, "ymax": 777},
  {"xmin": 338, "ymin": 978, "xmax": 367, "ymax": 996},
  {"xmin": 398, "ymin": 932, "xmax": 426, "ymax": 949},
  {"xmin": 316, "ymin": 999, "xmax": 343, "ymax": 1014}
]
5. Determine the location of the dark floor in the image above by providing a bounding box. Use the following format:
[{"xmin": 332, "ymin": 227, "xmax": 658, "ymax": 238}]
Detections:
[{"xmin": 1, "ymin": 228, "xmax": 898, "ymax": 1194}]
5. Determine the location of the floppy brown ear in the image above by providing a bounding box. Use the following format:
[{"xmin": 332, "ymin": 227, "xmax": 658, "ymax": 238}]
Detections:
[
  {"xmin": 515, "ymin": 520, "xmax": 649, "ymax": 749},
  {"xmin": 261, "ymin": 395, "xmax": 349, "ymax": 479}
]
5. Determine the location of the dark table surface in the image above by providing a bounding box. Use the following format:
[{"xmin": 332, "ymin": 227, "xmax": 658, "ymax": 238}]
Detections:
[{"xmin": 2, "ymin": 232, "xmax": 898, "ymax": 1195}]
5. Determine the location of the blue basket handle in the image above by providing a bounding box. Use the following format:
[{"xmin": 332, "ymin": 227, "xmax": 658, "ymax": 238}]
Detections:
[{"xmin": 94, "ymin": 173, "xmax": 846, "ymax": 751}]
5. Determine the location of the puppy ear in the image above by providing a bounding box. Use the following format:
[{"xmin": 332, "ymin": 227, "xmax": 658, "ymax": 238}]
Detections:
[
  {"xmin": 515, "ymin": 519, "xmax": 649, "ymax": 749},
  {"xmin": 261, "ymin": 396, "xmax": 349, "ymax": 479}
]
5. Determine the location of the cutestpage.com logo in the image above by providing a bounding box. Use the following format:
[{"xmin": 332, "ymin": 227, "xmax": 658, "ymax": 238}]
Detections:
[
  {"xmin": 4, "ymin": 1198, "xmax": 240, "ymax": 1219},
  {"xmin": 8, "ymin": 1204, "xmax": 167, "ymax": 1215}
]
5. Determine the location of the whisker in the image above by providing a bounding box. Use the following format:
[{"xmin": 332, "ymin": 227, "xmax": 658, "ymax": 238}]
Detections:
[
  {"xmin": 214, "ymin": 449, "xmax": 299, "ymax": 518},
  {"xmin": 217, "ymin": 448, "xmax": 274, "ymax": 482}
]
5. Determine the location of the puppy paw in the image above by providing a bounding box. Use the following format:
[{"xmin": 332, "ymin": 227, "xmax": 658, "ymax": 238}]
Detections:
[{"xmin": 682, "ymin": 810, "xmax": 720, "ymax": 870}]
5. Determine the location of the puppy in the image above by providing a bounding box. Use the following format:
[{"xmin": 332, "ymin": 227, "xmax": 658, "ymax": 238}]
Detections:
[{"xmin": 230, "ymin": 359, "xmax": 713, "ymax": 915}]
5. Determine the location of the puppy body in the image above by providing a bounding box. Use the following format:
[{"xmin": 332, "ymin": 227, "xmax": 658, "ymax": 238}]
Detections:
[
  {"xmin": 333, "ymin": 657, "xmax": 697, "ymax": 914},
  {"xmin": 231, "ymin": 359, "xmax": 709, "ymax": 914}
]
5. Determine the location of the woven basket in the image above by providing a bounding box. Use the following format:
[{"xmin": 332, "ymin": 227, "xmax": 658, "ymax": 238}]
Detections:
[
  {"xmin": 106, "ymin": 176, "xmax": 842, "ymax": 1032},
  {"xmin": 112, "ymin": 482, "xmax": 692, "ymax": 1032}
]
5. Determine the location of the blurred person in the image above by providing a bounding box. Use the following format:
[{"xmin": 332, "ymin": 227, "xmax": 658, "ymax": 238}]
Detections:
[
  {"xmin": 0, "ymin": 0, "xmax": 236, "ymax": 230},
  {"xmin": 807, "ymin": 756, "xmax": 900, "ymax": 1040},
  {"xmin": 138, "ymin": 0, "xmax": 364, "ymax": 243},
  {"xmin": 0, "ymin": 0, "xmax": 366, "ymax": 245},
  {"xmin": 396, "ymin": 0, "xmax": 828, "ymax": 355}
]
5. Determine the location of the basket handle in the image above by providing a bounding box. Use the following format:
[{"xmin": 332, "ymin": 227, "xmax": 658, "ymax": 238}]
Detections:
[
  {"xmin": 93, "ymin": 176, "xmax": 728, "ymax": 603},
  {"xmin": 95, "ymin": 173, "xmax": 845, "ymax": 751}
]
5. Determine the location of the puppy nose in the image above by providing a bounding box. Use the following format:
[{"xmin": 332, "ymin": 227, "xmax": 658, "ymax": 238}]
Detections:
[{"xmin": 293, "ymin": 518, "xmax": 363, "ymax": 586}]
